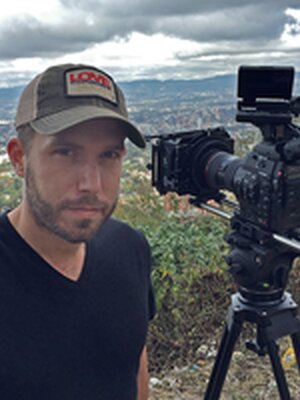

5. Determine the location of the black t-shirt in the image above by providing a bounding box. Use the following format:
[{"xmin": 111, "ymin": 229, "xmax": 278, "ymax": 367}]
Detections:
[{"xmin": 0, "ymin": 213, "xmax": 155, "ymax": 400}]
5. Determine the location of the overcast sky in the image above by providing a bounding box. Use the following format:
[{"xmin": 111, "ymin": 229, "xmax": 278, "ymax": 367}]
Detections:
[{"xmin": 0, "ymin": 0, "xmax": 300, "ymax": 87}]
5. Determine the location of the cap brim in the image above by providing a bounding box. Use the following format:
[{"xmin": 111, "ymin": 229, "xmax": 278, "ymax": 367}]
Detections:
[{"xmin": 30, "ymin": 105, "xmax": 146, "ymax": 148}]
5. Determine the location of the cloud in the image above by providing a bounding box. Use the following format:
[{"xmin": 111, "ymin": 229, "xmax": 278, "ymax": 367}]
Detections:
[
  {"xmin": 0, "ymin": 1, "xmax": 298, "ymax": 59},
  {"xmin": 0, "ymin": 15, "xmax": 131, "ymax": 59},
  {"xmin": 59, "ymin": 0, "xmax": 297, "ymax": 19},
  {"xmin": 0, "ymin": 0, "xmax": 300, "ymax": 83}
]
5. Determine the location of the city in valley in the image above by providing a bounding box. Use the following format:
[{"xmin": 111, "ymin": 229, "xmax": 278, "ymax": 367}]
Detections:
[{"xmin": 1, "ymin": 73, "xmax": 300, "ymax": 154}]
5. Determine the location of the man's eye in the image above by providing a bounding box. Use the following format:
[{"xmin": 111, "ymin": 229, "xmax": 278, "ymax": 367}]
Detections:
[
  {"xmin": 102, "ymin": 151, "xmax": 120, "ymax": 160},
  {"xmin": 55, "ymin": 148, "xmax": 74, "ymax": 156}
]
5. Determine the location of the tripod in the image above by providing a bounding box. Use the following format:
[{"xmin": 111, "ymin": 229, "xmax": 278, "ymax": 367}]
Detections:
[
  {"xmin": 204, "ymin": 286, "xmax": 300, "ymax": 399},
  {"xmin": 193, "ymin": 198, "xmax": 300, "ymax": 399}
]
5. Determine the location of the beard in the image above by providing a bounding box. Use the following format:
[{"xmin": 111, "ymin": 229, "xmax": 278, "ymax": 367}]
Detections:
[{"xmin": 25, "ymin": 165, "xmax": 117, "ymax": 243}]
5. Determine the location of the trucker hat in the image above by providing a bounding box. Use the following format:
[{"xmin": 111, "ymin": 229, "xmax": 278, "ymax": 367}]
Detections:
[{"xmin": 15, "ymin": 63, "xmax": 146, "ymax": 148}]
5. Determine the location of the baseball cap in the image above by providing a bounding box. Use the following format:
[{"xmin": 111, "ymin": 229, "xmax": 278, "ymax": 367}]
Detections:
[{"xmin": 15, "ymin": 63, "xmax": 146, "ymax": 148}]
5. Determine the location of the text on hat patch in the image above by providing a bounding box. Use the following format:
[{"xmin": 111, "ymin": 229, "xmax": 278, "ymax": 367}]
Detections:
[{"xmin": 65, "ymin": 68, "xmax": 118, "ymax": 104}]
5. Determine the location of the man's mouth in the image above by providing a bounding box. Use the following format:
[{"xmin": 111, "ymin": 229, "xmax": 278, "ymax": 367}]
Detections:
[{"xmin": 66, "ymin": 206, "xmax": 104, "ymax": 218}]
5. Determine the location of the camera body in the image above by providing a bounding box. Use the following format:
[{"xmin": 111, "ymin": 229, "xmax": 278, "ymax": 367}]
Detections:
[{"xmin": 148, "ymin": 66, "xmax": 300, "ymax": 235}]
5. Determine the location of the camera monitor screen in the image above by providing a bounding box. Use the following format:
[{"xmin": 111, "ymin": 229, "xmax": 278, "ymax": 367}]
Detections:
[{"xmin": 238, "ymin": 66, "xmax": 294, "ymax": 105}]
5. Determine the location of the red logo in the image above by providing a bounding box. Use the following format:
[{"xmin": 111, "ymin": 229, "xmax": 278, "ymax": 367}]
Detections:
[{"xmin": 69, "ymin": 70, "xmax": 112, "ymax": 89}]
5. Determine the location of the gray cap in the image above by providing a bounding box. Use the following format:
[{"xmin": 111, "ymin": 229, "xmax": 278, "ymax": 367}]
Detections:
[{"xmin": 15, "ymin": 63, "xmax": 146, "ymax": 148}]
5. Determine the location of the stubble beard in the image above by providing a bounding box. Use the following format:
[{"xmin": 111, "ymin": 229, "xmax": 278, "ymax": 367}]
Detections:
[{"xmin": 25, "ymin": 166, "xmax": 117, "ymax": 243}]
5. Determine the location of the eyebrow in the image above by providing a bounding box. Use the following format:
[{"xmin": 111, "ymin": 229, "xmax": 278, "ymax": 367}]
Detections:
[
  {"xmin": 48, "ymin": 137, "xmax": 126, "ymax": 151},
  {"xmin": 47, "ymin": 139, "xmax": 82, "ymax": 150}
]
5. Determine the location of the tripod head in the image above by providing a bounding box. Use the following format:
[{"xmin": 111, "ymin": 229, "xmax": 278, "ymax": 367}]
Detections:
[
  {"xmin": 189, "ymin": 198, "xmax": 300, "ymax": 300},
  {"xmin": 224, "ymin": 214, "xmax": 298, "ymax": 291}
]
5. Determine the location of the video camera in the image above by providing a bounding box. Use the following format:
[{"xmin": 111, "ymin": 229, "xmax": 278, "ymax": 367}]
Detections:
[{"xmin": 147, "ymin": 66, "xmax": 300, "ymax": 235}]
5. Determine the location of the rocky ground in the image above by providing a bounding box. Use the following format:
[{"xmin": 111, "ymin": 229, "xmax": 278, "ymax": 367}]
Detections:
[{"xmin": 149, "ymin": 338, "xmax": 300, "ymax": 399}]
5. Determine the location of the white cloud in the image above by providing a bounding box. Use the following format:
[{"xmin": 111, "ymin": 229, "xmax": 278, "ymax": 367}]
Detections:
[
  {"xmin": 70, "ymin": 33, "xmax": 203, "ymax": 67},
  {"xmin": 0, "ymin": 1, "xmax": 300, "ymax": 85},
  {"xmin": 0, "ymin": 0, "xmax": 64, "ymax": 24},
  {"xmin": 281, "ymin": 8, "xmax": 300, "ymax": 48},
  {"xmin": 3, "ymin": 33, "xmax": 208, "ymax": 82}
]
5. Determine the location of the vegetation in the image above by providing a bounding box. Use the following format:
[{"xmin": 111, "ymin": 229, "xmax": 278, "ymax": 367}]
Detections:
[
  {"xmin": 0, "ymin": 160, "xmax": 22, "ymax": 211},
  {"xmin": 116, "ymin": 153, "xmax": 234, "ymax": 371}
]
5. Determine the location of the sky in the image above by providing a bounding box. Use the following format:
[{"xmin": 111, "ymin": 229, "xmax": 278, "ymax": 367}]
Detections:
[{"xmin": 0, "ymin": 0, "xmax": 300, "ymax": 87}]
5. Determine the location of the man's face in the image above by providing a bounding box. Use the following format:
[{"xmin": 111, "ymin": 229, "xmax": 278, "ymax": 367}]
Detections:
[{"xmin": 23, "ymin": 119, "xmax": 127, "ymax": 243}]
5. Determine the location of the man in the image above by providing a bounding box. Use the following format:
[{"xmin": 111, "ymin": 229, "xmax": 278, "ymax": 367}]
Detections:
[{"xmin": 0, "ymin": 64, "xmax": 155, "ymax": 399}]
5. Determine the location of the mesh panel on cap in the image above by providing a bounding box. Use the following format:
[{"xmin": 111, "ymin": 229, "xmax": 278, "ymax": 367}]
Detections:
[{"xmin": 15, "ymin": 73, "xmax": 43, "ymax": 127}]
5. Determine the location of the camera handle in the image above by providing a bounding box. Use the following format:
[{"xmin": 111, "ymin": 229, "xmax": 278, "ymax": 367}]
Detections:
[{"xmin": 204, "ymin": 288, "xmax": 300, "ymax": 400}]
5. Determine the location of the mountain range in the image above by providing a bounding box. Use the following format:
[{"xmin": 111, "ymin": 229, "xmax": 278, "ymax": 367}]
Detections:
[
  {"xmin": 1, "ymin": 72, "xmax": 299, "ymax": 104},
  {"xmin": 0, "ymin": 73, "xmax": 300, "ymax": 126}
]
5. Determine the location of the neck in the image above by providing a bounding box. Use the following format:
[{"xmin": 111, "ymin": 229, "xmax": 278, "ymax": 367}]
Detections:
[{"xmin": 8, "ymin": 203, "xmax": 86, "ymax": 281}]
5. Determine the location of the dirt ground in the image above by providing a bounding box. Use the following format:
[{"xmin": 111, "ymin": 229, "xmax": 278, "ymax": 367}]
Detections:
[
  {"xmin": 149, "ymin": 338, "xmax": 300, "ymax": 399},
  {"xmin": 147, "ymin": 267, "xmax": 300, "ymax": 399}
]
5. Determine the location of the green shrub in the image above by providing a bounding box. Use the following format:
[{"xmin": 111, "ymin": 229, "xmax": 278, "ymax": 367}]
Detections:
[{"xmin": 115, "ymin": 156, "xmax": 236, "ymax": 370}]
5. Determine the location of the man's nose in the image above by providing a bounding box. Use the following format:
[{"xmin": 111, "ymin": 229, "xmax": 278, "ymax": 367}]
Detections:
[{"xmin": 77, "ymin": 163, "xmax": 103, "ymax": 193}]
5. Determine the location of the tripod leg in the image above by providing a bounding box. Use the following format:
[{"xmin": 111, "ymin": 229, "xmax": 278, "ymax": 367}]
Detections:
[
  {"xmin": 204, "ymin": 317, "xmax": 242, "ymax": 400},
  {"xmin": 267, "ymin": 341, "xmax": 291, "ymax": 400},
  {"xmin": 291, "ymin": 331, "xmax": 300, "ymax": 373}
]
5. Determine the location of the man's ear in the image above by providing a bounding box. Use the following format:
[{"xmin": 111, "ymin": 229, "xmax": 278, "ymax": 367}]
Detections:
[{"xmin": 7, "ymin": 138, "xmax": 25, "ymax": 178}]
